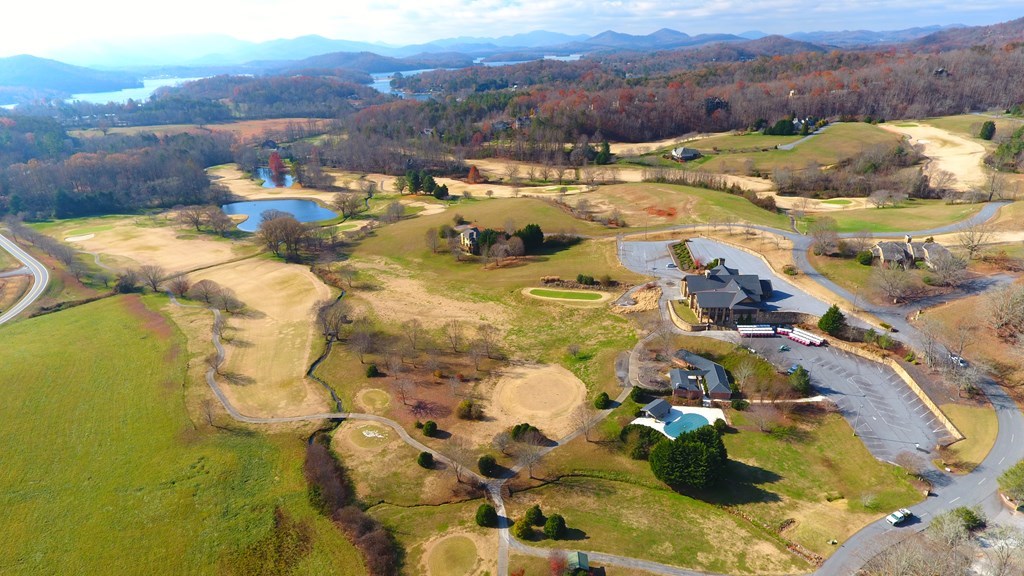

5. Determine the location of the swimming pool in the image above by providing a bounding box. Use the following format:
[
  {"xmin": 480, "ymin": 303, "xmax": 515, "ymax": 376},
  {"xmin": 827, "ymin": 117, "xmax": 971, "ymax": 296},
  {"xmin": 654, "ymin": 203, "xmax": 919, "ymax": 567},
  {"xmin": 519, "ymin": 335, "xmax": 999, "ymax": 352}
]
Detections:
[{"xmin": 663, "ymin": 412, "xmax": 711, "ymax": 438}]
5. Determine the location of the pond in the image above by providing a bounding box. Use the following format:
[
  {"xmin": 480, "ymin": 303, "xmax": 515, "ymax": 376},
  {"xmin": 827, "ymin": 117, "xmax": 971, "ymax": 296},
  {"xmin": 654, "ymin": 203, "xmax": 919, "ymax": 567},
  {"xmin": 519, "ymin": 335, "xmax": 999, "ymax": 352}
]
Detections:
[
  {"xmin": 221, "ymin": 199, "xmax": 337, "ymax": 232},
  {"xmin": 256, "ymin": 167, "xmax": 294, "ymax": 188}
]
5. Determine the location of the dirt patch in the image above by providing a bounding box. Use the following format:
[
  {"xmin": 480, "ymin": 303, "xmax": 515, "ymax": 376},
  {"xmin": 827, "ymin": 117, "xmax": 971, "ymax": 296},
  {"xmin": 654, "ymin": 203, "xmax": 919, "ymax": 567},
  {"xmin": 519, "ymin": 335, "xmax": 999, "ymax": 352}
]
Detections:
[
  {"xmin": 119, "ymin": 293, "xmax": 173, "ymax": 339},
  {"xmin": 420, "ymin": 531, "xmax": 494, "ymax": 576},
  {"xmin": 64, "ymin": 233, "xmax": 95, "ymax": 242},
  {"xmin": 192, "ymin": 258, "xmax": 332, "ymax": 417},
  {"xmin": 406, "ymin": 200, "xmax": 447, "ymax": 216},
  {"xmin": 489, "ymin": 364, "xmax": 587, "ymax": 440},
  {"xmin": 612, "ymin": 286, "xmax": 661, "ymax": 314},
  {"xmin": 349, "ymin": 259, "xmax": 510, "ymax": 329},
  {"xmin": 881, "ymin": 124, "xmax": 988, "ymax": 191}
]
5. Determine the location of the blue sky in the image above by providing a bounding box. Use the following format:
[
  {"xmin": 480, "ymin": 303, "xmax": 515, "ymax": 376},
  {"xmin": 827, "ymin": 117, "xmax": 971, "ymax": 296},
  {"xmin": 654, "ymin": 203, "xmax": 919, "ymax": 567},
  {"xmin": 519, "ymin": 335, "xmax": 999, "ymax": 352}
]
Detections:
[{"xmin": 2, "ymin": 0, "xmax": 1021, "ymax": 57}]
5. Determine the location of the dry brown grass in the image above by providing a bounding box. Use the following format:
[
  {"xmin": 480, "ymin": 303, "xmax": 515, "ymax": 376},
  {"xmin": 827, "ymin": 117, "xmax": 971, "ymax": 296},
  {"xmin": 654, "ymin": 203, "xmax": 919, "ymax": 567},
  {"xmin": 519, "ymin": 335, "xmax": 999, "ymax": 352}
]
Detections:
[{"xmin": 0, "ymin": 275, "xmax": 31, "ymax": 312}]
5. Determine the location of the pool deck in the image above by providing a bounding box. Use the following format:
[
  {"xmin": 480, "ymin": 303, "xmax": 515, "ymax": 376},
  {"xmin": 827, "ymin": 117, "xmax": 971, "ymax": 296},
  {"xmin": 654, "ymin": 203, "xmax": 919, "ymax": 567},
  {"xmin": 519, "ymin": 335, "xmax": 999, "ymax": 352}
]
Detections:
[{"xmin": 632, "ymin": 406, "xmax": 726, "ymax": 439}]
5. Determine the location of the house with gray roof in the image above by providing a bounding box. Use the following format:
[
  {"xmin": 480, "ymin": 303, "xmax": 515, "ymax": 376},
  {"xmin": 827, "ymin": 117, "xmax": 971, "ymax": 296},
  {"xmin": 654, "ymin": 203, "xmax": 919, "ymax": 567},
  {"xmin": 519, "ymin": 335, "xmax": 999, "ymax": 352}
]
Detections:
[
  {"xmin": 681, "ymin": 259, "xmax": 773, "ymax": 326},
  {"xmin": 669, "ymin": 368, "xmax": 703, "ymax": 399},
  {"xmin": 673, "ymin": 350, "xmax": 733, "ymax": 400},
  {"xmin": 671, "ymin": 147, "xmax": 702, "ymax": 162},
  {"xmin": 871, "ymin": 235, "xmax": 954, "ymax": 270}
]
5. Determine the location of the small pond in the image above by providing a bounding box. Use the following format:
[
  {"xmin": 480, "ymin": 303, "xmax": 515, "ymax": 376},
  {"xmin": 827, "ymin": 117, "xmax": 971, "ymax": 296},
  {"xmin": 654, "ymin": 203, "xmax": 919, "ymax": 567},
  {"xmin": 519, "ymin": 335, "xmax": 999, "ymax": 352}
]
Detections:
[
  {"xmin": 222, "ymin": 199, "xmax": 337, "ymax": 232},
  {"xmin": 256, "ymin": 167, "xmax": 294, "ymax": 188}
]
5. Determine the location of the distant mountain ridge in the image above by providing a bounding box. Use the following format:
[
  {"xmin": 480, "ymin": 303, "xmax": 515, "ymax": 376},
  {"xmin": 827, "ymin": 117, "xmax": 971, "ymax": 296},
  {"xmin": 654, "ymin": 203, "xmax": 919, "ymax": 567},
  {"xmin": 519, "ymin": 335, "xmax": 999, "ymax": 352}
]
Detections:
[{"xmin": 0, "ymin": 55, "xmax": 140, "ymax": 104}]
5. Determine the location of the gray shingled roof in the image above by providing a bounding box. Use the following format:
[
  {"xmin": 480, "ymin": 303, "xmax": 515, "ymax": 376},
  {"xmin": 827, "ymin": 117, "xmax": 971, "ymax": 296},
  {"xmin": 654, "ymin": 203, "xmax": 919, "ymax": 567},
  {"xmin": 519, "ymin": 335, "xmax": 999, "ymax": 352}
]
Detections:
[
  {"xmin": 642, "ymin": 399, "xmax": 672, "ymax": 420},
  {"xmin": 669, "ymin": 369, "xmax": 702, "ymax": 392},
  {"xmin": 674, "ymin": 350, "xmax": 731, "ymax": 397}
]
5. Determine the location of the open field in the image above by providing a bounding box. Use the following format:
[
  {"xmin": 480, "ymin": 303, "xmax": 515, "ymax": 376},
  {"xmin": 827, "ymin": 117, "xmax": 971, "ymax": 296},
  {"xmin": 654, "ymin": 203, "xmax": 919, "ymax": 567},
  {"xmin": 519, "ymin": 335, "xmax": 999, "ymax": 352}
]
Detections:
[
  {"xmin": 924, "ymin": 114, "xmax": 1023, "ymax": 146},
  {"xmin": 505, "ymin": 476, "xmax": 807, "ymax": 575},
  {"xmin": 369, "ymin": 501, "xmax": 495, "ymax": 576},
  {"xmin": 192, "ymin": 257, "xmax": 333, "ymax": 417},
  {"xmin": 803, "ymin": 199, "xmax": 983, "ymax": 233},
  {"xmin": 583, "ymin": 183, "xmax": 791, "ymax": 230},
  {"xmin": 0, "ymin": 295, "xmax": 363, "ymax": 575},
  {"xmin": 880, "ymin": 123, "xmax": 988, "ymax": 191},
  {"xmin": 0, "ymin": 245, "xmax": 19, "ymax": 271},
  {"xmin": 71, "ymin": 118, "xmax": 332, "ymax": 140},
  {"xmin": 941, "ymin": 403, "xmax": 998, "ymax": 470},
  {"xmin": 0, "ymin": 274, "xmax": 31, "ymax": 312},
  {"xmin": 690, "ymin": 132, "xmax": 803, "ymax": 152},
  {"xmin": 543, "ymin": 404, "xmax": 920, "ymax": 562},
  {"xmin": 695, "ymin": 123, "xmax": 903, "ymax": 174},
  {"xmin": 490, "ymin": 364, "xmax": 588, "ymax": 440},
  {"xmin": 38, "ymin": 214, "xmax": 259, "ymax": 272}
]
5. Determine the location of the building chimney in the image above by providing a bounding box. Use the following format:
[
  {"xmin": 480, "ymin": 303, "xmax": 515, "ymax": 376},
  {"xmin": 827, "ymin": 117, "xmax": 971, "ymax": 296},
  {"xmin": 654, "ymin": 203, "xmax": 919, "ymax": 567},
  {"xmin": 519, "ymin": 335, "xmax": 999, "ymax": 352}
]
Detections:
[
  {"xmin": 704, "ymin": 270, "xmax": 711, "ymax": 278},
  {"xmin": 719, "ymin": 258, "xmax": 725, "ymax": 267},
  {"xmin": 904, "ymin": 234, "xmax": 913, "ymax": 244}
]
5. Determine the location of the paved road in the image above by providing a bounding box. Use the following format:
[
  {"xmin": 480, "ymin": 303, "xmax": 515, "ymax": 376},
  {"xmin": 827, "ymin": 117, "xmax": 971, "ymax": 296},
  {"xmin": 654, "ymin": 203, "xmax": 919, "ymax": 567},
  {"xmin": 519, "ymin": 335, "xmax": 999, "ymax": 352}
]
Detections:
[{"xmin": 0, "ymin": 233, "xmax": 49, "ymax": 326}]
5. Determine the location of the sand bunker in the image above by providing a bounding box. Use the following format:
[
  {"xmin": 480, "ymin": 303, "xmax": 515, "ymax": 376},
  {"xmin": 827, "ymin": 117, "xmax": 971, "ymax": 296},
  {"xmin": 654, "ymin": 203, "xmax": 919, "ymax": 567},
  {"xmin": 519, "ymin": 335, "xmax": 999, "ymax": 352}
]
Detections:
[
  {"xmin": 882, "ymin": 124, "xmax": 987, "ymax": 191},
  {"xmin": 64, "ymin": 233, "xmax": 95, "ymax": 242}
]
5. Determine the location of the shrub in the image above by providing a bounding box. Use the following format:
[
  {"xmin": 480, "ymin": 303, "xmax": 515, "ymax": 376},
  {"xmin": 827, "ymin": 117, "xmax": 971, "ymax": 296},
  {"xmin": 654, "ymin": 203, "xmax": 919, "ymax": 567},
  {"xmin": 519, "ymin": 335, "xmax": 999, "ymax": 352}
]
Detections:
[
  {"xmin": 856, "ymin": 251, "xmax": 874, "ymax": 265},
  {"xmin": 713, "ymin": 419, "xmax": 728, "ymax": 434},
  {"xmin": 544, "ymin": 514, "xmax": 566, "ymax": 539},
  {"xmin": 877, "ymin": 333, "xmax": 894, "ymax": 350},
  {"xmin": 818, "ymin": 304, "xmax": 847, "ymax": 336},
  {"xmin": 414, "ymin": 420, "xmax": 424, "ymax": 429},
  {"xmin": 731, "ymin": 398, "xmax": 749, "ymax": 411},
  {"xmin": 789, "ymin": 366, "xmax": 812, "ymax": 396},
  {"xmin": 576, "ymin": 273, "xmax": 596, "ymax": 286},
  {"xmin": 524, "ymin": 504, "xmax": 544, "ymax": 526},
  {"xmin": 457, "ymin": 399, "xmax": 484, "ymax": 420},
  {"xmin": 905, "ymin": 351, "xmax": 917, "ymax": 363},
  {"xmin": 952, "ymin": 506, "xmax": 986, "ymax": 531},
  {"xmin": 365, "ymin": 364, "xmax": 381, "ymax": 378},
  {"xmin": 629, "ymin": 387, "xmax": 646, "ymax": 403},
  {"xmin": 417, "ymin": 451, "xmax": 433, "ymax": 468},
  {"xmin": 594, "ymin": 392, "xmax": 611, "ymax": 409},
  {"xmin": 422, "ymin": 420, "xmax": 437, "ymax": 437},
  {"xmin": 511, "ymin": 518, "xmax": 533, "ymax": 540},
  {"xmin": 980, "ymin": 120, "xmax": 996, "ymax": 141},
  {"xmin": 782, "ymin": 264, "xmax": 798, "ymax": 276},
  {"xmin": 478, "ymin": 454, "xmax": 498, "ymax": 477},
  {"xmin": 476, "ymin": 504, "xmax": 498, "ymax": 527},
  {"xmin": 510, "ymin": 423, "xmax": 541, "ymax": 442}
]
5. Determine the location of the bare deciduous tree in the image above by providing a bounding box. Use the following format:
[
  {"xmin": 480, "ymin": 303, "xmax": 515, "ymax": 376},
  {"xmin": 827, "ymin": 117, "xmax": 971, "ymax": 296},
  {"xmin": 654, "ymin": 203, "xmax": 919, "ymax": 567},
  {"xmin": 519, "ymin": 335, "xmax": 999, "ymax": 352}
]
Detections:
[
  {"xmin": 138, "ymin": 264, "xmax": 166, "ymax": 293},
  {"xmin": 571, "ymin": 403, "xmax": 596, "ymax": 442},
  {"xmin": 402, "ymin": 319, "xmax": 424, "ymax": 350},
  {"xmin": 492, "ymin": 431, "xmax": 513, "ymax": 456},
  {"xmin": 349, "ymin": 319, "xmax": 376, "ymax": 364},
  {"xmin": 167, "ymin": 274, "xmax": 191, "ymax": 297},
  {"xmin": 958, "ymin": 221, "xmax": 994, "ymax": 260},
  {"xmin": 871, "ymin": 265, "xmax": 913, "ymax": 304},
  {"xmin": 443, "ymin": 319, "xmax": 464, "ymax": 352},
  {"xmin": 187, "ymin": 279, "xmax": 222, "ymax": 304},
  {"xmin": 314, "ymin": 298, "xmax": 349, "ymax": 342},
  {"xmin": 515, "ymin": 435, "xmax": 545, "ymax": 479},
  {"xmin": 177, "ymin": 205, "xmax": 206, "ymax": 231}
]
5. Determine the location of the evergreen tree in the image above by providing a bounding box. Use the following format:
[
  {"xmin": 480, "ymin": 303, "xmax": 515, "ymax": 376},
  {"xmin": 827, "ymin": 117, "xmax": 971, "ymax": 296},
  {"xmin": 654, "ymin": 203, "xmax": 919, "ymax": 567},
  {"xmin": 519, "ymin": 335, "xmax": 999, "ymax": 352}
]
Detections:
[
  {"xmin": 649, "ymin": 425, "xmax": 727, "ymax": 490},
  {"xmin": 818, "ymin": 304, "xmax": 847, "ymax": 336},
  {"xmin": 979, "ymin": 120, "xmax": 996, "ymax": 141}
]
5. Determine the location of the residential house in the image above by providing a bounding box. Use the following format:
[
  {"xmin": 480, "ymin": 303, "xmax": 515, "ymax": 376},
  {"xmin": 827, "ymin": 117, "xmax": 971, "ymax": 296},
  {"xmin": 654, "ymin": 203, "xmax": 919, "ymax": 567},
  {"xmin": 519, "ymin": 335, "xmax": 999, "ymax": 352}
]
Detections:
[
  {"xmin": 672, "ymin": 350, "xmax": 732, "ymax": 400},
  {"xmin": 671, "ymin": 147, "xmax": 702, "ymax": 162},
  {"xmin": 871, "ymin": 235, "xmax": 954, "ymax": 270},
  {"xmin": 641, "ymin": 399, "xmax": 672, "ymax": 421},
  {"xmin": 458, "ymin": 226, "xmax": 480, "ymax": 254},
  {"xmin": 669, "ymin": 368, "xmax": 703, "ymax": 400},
  {"xmin": 681, "ymin": 260, "xmax": 773, "ymax": 325}
]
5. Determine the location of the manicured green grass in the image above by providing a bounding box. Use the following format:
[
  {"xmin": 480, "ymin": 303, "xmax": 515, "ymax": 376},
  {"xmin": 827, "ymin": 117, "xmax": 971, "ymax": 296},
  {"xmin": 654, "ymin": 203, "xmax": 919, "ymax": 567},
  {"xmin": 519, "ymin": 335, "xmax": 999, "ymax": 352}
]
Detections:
[
  {"xmin": 691, "ymin": 132, "xmax": 803, "ymax": 152},
  {"xmin": 807, "ymin": 253, "xmax": 876, "ymax": 294},
  {"xmin": 528, "ymin": 288, "xmax": 603, "ymax": 300},
  {"xmin": 0, "ymin": 295, "xmax": 363, "ymax": 576},
  {"xmin": 426, "ymin": 535, "xmax": 478, "ymax": 576},
  {"xmin": 804, "ymin": 199, "xmax": 983, "ymax": 233},
  {"xmin": 590, "ymin": 183, "xmax": 792, "ymax": 230},
  {"xmin": 924, "ymin": 114, "xmax": 1023, "ymax": 143},
  {"xmin": 941, "ymin": 404, "xmax": 998, "ymax": 469},
  {"xmin": 821, "ymin": 199, "xmax": 853, "ymax": 206},
  {"xmin": 696, "ymin": 123, "xmax": 903, "ymax": 174},
  {"xmin": 369, "ymin": 500, "xmax": 489, "ymax": 576},
  {"xmin": 671, "ymin": 300, "xmax": 701, "ymax": 324}
]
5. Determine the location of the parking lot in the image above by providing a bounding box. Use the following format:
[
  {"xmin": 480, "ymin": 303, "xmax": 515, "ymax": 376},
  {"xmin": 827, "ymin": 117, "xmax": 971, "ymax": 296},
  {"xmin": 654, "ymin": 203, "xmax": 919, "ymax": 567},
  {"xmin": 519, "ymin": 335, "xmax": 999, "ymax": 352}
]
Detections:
[{"xmin": 777, "ymin": 343, "xmax": 943, "ymax": 462}]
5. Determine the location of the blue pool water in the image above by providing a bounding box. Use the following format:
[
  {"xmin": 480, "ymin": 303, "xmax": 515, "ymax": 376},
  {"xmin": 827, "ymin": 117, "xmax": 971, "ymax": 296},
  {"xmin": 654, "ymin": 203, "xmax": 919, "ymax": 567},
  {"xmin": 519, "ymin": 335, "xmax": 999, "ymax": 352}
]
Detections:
[
  {"xmin": 222, "ymin": 199, "xmax": 337, "ymax": 232},
  {"xmin": 663, "ymin": 412, "xmax": 711, "ymax": 439}
]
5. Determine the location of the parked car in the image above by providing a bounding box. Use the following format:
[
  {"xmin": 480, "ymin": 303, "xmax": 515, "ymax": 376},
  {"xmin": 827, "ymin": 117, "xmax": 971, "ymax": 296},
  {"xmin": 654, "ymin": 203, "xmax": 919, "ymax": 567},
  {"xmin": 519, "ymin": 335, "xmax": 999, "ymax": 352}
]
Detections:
[
  {"xmin": 786, "ymin": 364, "xmax": 801, "ymax": 375},
  {"xmin": 948, "ymin": 354, "xmax": 968, "ymax": 368},
  {"xmin": 886, "ymin": 508, "xmax": 913, "ymax": 526},
  {"xmin": 666, "ymin": 263, "xmax": 678, "ymax": 269},
  {"xmin": 778, "ymin": 344, "xmax": 791, "ymax": 352}
]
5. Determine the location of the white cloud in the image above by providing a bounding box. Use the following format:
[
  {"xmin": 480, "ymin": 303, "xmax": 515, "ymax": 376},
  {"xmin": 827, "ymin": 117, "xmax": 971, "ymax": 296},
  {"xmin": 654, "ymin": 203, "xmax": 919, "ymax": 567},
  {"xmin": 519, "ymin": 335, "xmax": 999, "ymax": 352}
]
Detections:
[{"xmin": 0, "ymin": 0, "xmax": 1020, "ymax": 58}]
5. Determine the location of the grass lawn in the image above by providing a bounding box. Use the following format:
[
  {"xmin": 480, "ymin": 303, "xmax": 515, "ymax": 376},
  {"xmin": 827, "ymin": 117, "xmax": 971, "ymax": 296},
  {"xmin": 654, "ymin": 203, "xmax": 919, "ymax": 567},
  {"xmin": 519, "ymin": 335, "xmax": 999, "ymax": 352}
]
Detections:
[
  {"xmin": 696, "ymin": 123, "xmax": 903, "ymax": 174},
  {"xmin": 924, "ymin": 114, "xmax": 1023, "ymax": 144},
  {"xmin": 528, "ymin": 288, "xmax": 603, "ymax": 300},
  {"xmin": 0, "ymin": 244, "xmax": 18, "ymax": 271},
  {"xmin": 587, "ymin": 183, "xmax": 791, "ymax": 230},
  {"xmin": 543, "ymin": 400, "xmax": 919, "ymax": 562},
  {"xmin": 941, "ymin": 404, "xmax": 998, "ymax": 470},
  {"xmin": 510, "ymin": 554, "xmax": 661, "ymax": 576},
  {"xmin": 671, "ymin": 299, "xmax": 701, "ymax": 324},
  {"xmin": 369, "ymin": 500, "xmax": 493, "ymax": 576},
  {"xmin": 804, "ymin": 199, "xmax": 983, "ymax": 233},
  {"xmin": 507, "ymin": 476, "xmax": 806, "ymax": 575},
  {"xmin": 807, "ymin": 252, "xmax": 876, "ymax": 294},
  {"xmin": 0, "ymin": 295, "xmax": 363, "ymax": 575},
  {"xmin": 821, "ymin": 199, "xmax": 853, "ymax": 206},
  {"xmin": 690, "ymin": 132, "xmax": 803, "ymax": 152}
]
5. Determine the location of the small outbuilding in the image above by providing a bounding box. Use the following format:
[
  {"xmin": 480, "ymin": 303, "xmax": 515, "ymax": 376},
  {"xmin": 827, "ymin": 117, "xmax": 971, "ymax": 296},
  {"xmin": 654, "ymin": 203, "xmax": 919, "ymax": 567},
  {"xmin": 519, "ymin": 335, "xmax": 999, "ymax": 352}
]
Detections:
[
  {"xmin": 567, "ymin": 551, "xmax": 590, "ymax": 572},
  {"xmin": 641, "ymin": 399, "xmax": 672, "ymax": 421}
]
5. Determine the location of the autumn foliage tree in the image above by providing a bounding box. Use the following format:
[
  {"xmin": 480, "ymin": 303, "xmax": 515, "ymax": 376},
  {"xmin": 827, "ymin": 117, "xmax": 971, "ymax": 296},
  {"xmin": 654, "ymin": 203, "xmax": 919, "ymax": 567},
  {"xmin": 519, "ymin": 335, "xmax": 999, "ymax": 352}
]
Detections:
[
  {"xmin": 467, "ymin": 165, "xmax": 483, "ymax": 184},
  {"xmin": 268, "ymin": 151, "xmax": 287, "ymax": 177}
]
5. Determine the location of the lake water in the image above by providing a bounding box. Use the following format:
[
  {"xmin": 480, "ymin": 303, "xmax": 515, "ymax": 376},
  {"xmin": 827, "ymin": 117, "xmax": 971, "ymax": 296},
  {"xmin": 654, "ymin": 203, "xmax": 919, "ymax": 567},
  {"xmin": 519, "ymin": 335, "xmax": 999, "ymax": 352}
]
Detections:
[
  {"xmin": 70, "ymin": 77, "xmax": 205, "ymax": 104},
  {"xmin": 256, "ymin": 167, "xmax": 294, "ymax": 188},
  {"xmin": 368, "ymin": 54, "xmax": 582, "ymax": 95},
  {"xmin": 222, "ymin": 199, "xmax": 337, "ymax": 232}
]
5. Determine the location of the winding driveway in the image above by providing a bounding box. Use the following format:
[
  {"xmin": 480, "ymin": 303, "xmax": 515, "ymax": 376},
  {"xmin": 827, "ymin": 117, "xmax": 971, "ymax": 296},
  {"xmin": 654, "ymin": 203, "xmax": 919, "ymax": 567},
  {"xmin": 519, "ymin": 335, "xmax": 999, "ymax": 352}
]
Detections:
[{"xmin": 0, "ymin": 233, "xmax": 49, "ymax": 326}]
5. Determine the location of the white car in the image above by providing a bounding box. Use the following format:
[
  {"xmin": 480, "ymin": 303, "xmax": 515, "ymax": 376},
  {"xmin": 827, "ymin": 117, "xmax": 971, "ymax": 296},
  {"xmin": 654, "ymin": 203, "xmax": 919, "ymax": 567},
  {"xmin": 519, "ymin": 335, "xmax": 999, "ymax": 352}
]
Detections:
[
  {"xmin": 886, "ymin": 508, "xmax": 913, "ymax": 526},
  {"xmin": 948, "ymin": 354, "xmax": 968, "ymax": 368}
]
